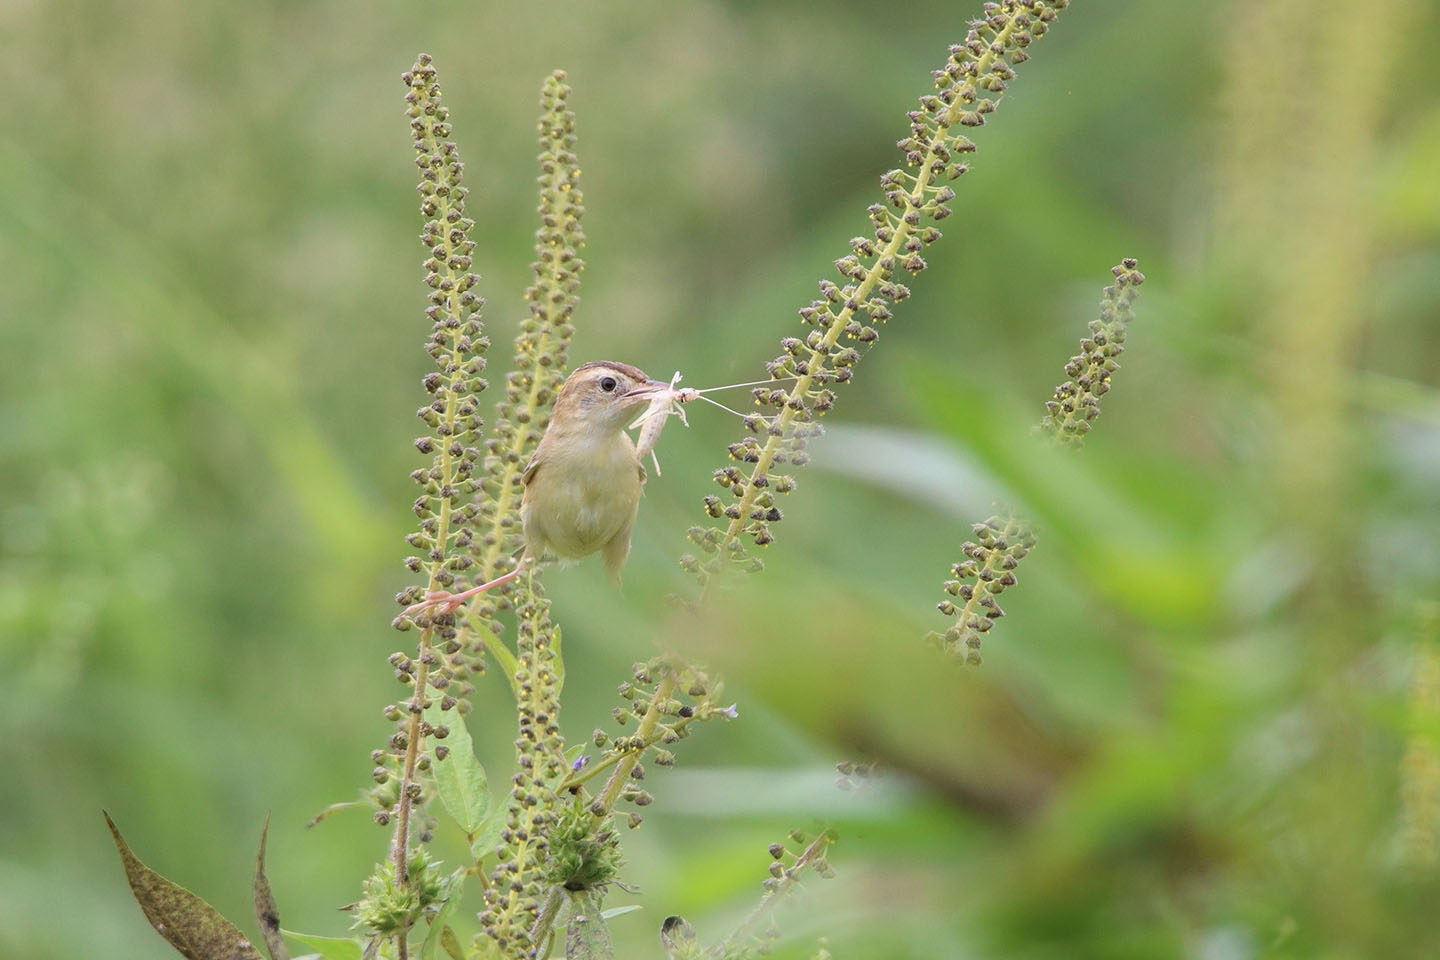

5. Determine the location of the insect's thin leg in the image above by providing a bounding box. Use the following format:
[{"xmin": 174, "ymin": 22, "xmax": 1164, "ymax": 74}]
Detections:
[
  {"xmin": 693, "ymin": 394, "xmax": 753, "ymax": 420},
  {"xmin": 693, "ymin": 376, "xmax": 800, "ymax": 394}
]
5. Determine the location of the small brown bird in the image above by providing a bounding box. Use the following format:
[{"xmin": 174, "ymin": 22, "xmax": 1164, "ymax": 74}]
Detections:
[{"xmin": 406, "ymin": 361, "xmax": 671, "ymax": 616}]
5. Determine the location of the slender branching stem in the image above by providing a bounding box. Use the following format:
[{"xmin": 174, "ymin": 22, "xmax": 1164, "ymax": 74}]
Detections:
[
  {"xmin": 714, "ymin": 832, "xmax": 836, "ymax": 956},
  {"xmin": 560, "ymin": 711, "xmax": 698, "ymax": 792},
  {"xmin": 593, "ymin": 673, "xmax": 675, "ymax": 823}
]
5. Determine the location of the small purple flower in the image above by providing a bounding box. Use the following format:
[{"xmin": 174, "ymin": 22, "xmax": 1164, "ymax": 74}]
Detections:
[
  {"xmin": 716, "ymin": 703, "xmax": 739, "ymax": 719},
  {"xmin": 571, "ymin": 754, "xmax": 590, "ymax": 772}
]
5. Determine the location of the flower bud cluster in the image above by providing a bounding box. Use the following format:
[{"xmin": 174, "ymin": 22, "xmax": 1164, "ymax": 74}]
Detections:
[
  {"xmin": 469, "ymin": 71, "xmax": 586, "ymax": 644},
  {"xmin": 929, "ymin": 512, "xmax": 1035, "ymax": 664},
  {"xmin": 355, "ymin": 848, "xmax": 445, "ymax": 937},
  {"xmin": 1037, "ymin": 259, "xmax": 1145, "ymax": 446},
  {"xmin": 762, "ymin": 828, "xmax": 837, "ymax": 893},
  {"xmin": 543, "ymin": 796, "xmax": 621, "ymax": 892},
  {"xmin": 684, "ymin": 2, "xmax": 1068, "ymax": 586},
  {"xmin": 394, "ymin": 54, "xmax": 489, "ymax": 651}
]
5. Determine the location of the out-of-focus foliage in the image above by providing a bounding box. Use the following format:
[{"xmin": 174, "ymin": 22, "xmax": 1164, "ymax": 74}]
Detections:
[{"xmin": 2, "ymin": 2, "xmax": 1439, "ymax": 958}]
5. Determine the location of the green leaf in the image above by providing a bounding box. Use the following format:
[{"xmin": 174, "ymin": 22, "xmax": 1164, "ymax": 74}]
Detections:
[
  {"xmin": 305, "ymin": 799, "xmax": 367, "ymax": 830},
  {"xmin": 424, "ymin": 701, "xmax": 490, "ymax": 835},
  {"xmin": 253, "ymin": 815, "xmax": 290, "ymax": 960},
  {"xmin": 420, "ymin": 869, "xmax": 467, "ymax": 960},
  {"xmin": 105, "ymin": 811, "xmax": 264, "ymax": 960},
  {"xmin": 281, "ymin": 931, "xmax": 364, "ymax": 960},
  {"xmin": 598, "ymin": 905, "xmax": 641, "ymax": 921},
  {"xmin": 486, "ymin": 635, "xmax": 522, "ymax": 700},
  {"xmin": 469, "ymin": 807, "xmax": 506, "ymax": 863}
]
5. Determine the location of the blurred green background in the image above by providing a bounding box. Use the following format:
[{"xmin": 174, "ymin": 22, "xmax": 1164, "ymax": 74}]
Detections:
[{"xmin": 4, "ymin": 1, "xmax": 1440, "ymax": 957}]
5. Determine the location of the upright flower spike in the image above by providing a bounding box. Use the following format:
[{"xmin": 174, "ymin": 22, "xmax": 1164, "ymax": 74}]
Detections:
[
  {"xmin": 467, "ymin": 71, "xmax": 585, "ymax": 643},
  {"xmin": 377, "ymin": 52, "xmax": 488, "ymax": 917},
  {"xmin": 395, "ymin": 53, "xmax": 489, "ymax": 633},
  {"xmin": 473, "ymin": 71, "xmax": 586, "ymax": 959},
  {"xmin": 683, "ymin": 1, "xmax": 1069, "ymax": 587},
  {"xmin": 1037, "ymin": 259, "xmax": 1146, "ymax": 446}
]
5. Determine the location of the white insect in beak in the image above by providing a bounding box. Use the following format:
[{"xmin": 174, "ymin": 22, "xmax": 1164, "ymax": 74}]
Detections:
[{"xmin": 628, "ymin": 371, "xmax": 698, "ymax": 477}]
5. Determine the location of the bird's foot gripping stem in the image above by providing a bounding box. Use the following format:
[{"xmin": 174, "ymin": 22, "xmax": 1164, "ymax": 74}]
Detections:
[{"xmin": 402, "ymin": 566, "xmax": 522, "ymax": 618}]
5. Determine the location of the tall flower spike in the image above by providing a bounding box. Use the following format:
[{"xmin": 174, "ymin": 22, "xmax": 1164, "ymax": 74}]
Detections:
[
  {"xmin": 395, "ymin": 53, "xmax": 489, "ymax": 633},
  {"xmin": 466, "ymin": 71, "xmax": 586, "ymax": 648},
  {"xmin": 683, "ymin": 1, "xmax": 1069, "ymax": 587},
  {"xmin": 481, "ymin": 574, "xmax": 566, "ymax": 956},
  {"xmin": 380, "ymin": 52, "xmax": 488, "ymax": 911},
  {"xmin": 1037, "ymin": 259, "xmax": 1145, "ymax": 446}
]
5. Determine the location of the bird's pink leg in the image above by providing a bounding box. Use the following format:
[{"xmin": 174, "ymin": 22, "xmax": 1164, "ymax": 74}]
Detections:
[{"xmin": 403, "ymin": 565, "xmax": 522, "ymax": 617}]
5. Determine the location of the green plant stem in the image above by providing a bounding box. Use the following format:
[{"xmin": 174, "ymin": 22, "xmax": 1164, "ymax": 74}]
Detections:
[{"xmin": 953, "ymin": 546, "xmax": 1003, "ymax": 633}]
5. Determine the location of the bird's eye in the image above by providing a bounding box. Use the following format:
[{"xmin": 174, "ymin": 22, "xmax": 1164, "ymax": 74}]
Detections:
[{"xmin": 599, "ymin": 376, "xmax": 618, "ymax": 393}]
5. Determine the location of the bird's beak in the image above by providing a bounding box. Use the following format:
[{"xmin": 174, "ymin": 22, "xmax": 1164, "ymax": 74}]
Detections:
[{"xmin": 630, "ymin": 379, "xmax": 671, "ymax": 398}]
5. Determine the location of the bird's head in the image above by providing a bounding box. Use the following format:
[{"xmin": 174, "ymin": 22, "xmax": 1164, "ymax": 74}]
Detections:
[{"xmin": 552, "ymin": 361, "xmax": 669, "ymax": 431}]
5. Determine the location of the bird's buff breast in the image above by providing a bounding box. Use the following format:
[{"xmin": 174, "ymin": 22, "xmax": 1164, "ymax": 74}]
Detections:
[{"xmin": 522, "ymin": 439, "xmax": 641, "ymax": 561}]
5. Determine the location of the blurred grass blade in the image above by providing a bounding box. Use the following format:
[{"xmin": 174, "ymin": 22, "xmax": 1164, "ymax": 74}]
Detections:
[
  {"xmin": 105, "ymin": 811, "xmax": 263, "ymax": 960},
  {"xmin": 305, "ymin": 800, "xmax": 367, "ymax": 829}
]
